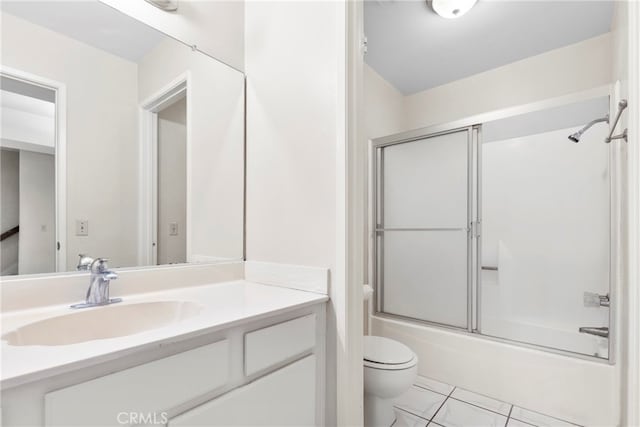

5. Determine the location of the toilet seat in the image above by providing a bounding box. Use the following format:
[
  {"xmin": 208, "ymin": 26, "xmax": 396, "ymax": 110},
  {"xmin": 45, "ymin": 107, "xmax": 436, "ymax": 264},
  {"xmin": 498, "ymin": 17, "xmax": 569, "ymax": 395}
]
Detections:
[
  {"xmin": 364, "ymin": 336, "xmax": 417, "ymax": 371},
  {"xmin": 364, "ymin": 357, "xmax": 417, "ymax": 370}
]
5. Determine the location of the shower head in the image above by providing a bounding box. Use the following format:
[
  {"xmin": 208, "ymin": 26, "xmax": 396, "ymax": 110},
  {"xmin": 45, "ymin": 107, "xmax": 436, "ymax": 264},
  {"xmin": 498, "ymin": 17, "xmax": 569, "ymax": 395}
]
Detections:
[
  {"xmin": 568, "ymin": 114, "xmax": 609, "ymax": 143},
  {"xmin": 568, "ymin": 132, "xmax": 581, "ymax": 143}
]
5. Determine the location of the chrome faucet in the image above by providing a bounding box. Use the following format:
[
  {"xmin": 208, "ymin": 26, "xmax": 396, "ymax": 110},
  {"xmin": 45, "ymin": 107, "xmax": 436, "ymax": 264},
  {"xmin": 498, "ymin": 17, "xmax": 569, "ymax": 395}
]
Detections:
[{"xmin": 71, "ymin": 258, "xmax": 122, "ymax": 309}]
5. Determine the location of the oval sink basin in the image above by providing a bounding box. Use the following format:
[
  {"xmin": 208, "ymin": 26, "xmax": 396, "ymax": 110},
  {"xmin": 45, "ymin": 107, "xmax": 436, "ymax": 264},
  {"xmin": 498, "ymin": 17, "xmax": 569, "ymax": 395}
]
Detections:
[{"xmin": 2, "ymin": 301, "xmax": 203, "ymax": 346}]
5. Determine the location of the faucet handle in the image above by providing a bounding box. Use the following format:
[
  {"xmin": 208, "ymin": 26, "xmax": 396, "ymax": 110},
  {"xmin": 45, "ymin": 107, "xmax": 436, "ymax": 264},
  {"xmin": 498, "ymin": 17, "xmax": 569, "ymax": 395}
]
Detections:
[
  {"xmin": 90, "ymin": 258, "xmax": 110, "ymax": 273},
  {"xmin": 77, "ymin": 254, "xmax": 94, "ymax": 271}
]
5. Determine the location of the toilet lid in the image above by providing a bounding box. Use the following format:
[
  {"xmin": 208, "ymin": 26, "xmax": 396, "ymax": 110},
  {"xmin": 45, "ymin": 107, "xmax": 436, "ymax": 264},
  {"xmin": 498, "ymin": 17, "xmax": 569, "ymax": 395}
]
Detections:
[{"xmin": 363, "ymin": 336, "xmax": 415, "ymax": 365}]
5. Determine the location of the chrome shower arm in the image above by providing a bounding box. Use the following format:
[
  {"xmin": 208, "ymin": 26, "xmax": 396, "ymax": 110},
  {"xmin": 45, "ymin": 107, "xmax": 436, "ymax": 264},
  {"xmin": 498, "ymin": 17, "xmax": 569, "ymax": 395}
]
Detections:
[{"xmin": 568, "ymin": 115, "xmax": 609, "ymax": 142}]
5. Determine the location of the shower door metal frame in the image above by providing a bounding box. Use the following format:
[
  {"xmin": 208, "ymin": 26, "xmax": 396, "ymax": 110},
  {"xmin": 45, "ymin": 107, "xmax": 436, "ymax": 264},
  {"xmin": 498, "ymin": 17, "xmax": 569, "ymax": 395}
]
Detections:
[
  {"xmin": 371, "ymin": 125, "xmax": 481, "ymax": 332},
  {"xmin": 369, "ymin": 84, "xmax": 617, "ymax": 363}
]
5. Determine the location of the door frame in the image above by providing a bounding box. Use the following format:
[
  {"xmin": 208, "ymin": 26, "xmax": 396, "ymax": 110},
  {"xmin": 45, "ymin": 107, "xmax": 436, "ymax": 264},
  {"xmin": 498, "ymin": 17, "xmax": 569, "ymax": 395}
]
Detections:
[
  {"xmin": 623, "ymin": 1, "xmax": 640, "ymax": 424},
  {"xmin": 0, "ymin": 66, "xmax": 67, "ymax": 273},
  {"xmin": 139, "ymin": 72, "xmax": 191, "ymax": 266}
]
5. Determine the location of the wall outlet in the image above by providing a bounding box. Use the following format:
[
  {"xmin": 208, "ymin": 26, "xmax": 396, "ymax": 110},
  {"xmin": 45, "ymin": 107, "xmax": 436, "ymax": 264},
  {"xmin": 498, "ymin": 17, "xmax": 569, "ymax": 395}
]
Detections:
[
  {"xmin": 76, "ymin": 220, "xmax": 88, "ymax": 236},
  {"xmin": 169, "ymin": 222, "xmax": 178, "ymax": 236}
]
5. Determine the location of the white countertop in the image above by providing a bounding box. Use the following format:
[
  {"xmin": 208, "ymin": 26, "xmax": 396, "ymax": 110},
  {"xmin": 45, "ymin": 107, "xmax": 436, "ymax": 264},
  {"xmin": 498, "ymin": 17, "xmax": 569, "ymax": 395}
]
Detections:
[{"xmin": 1, "ymin": 280, "xmax": 327, "ymax": 389}]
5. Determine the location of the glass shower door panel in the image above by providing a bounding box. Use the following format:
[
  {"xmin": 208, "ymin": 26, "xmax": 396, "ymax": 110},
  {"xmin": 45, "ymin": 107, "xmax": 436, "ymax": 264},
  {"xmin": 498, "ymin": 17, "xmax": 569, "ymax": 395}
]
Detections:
[
  {"xmin": 378, "ymin": 129, "xmax": 470, "ymax": 328},
  {"xmin": 383, "ymin": 131, "xmax": 468, "ymax": 227},
  {"xmin": 382, "ymin": 231, "xmax": 468, "ymax": 328}
]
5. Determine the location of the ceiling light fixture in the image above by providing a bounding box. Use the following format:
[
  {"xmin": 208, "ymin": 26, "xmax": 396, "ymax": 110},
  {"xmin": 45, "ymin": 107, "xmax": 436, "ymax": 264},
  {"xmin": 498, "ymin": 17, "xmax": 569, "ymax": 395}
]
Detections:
[
  {"xmin": 431, "ymin": 0, "xmax": 477, "ymax": 19},
  {"xmin": 144, "ymin": 0, "xmax": 178, "ymax": 12}
]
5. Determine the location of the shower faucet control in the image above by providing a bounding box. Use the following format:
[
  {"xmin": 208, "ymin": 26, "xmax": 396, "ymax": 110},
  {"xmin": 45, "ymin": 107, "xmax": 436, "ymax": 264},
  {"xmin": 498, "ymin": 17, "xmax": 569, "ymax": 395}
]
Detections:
[{"xmin": 583, "ymin": 292, "xmax": 609, "ymax": 308}]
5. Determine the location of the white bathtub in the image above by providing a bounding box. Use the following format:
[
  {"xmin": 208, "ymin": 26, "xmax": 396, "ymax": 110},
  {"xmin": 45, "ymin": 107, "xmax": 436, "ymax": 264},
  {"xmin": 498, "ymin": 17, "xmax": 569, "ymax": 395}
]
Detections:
[{"xmin": 372, "ymin": 315, "xmax": 619, "ymax": 426}]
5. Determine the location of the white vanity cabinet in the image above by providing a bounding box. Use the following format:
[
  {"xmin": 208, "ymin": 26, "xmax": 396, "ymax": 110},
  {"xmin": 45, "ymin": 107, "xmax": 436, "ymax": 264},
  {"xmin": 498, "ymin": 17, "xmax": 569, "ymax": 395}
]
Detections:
[
  {"xmin": 169, "ymin": 355, "xmax": 317, "ymax": 426},
  {"xmin": 45, "ymin": 340, "xmax": 231, "ymax": 426},
  {"xmin": 169, "ymin": 314, "xmax": 321, "ymax": 427},
  {"xmin": 1, "ymin": 302, "xmax": 326, "ymax": 427}
]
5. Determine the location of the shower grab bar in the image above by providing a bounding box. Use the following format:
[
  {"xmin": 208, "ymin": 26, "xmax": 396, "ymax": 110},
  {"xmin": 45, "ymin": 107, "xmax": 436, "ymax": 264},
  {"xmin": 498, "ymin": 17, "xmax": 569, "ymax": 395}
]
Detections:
[{"xmin": 605, "ymin": 99, "xmax": 628, "ymax": 143}]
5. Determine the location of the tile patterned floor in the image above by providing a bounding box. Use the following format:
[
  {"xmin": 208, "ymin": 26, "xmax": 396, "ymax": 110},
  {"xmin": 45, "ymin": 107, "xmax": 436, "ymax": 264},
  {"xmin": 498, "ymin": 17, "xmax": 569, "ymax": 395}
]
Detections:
[{"xmin": 392, "ymin": 377, "xmax": 583, "ymax": 427}]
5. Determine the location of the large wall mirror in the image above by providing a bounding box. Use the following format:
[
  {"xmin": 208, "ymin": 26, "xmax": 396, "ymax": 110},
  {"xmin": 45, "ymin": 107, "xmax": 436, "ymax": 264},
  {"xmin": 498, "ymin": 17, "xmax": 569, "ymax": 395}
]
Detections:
[{"xmin": 0, "ymin": 1, "xmax": 245, "ymax": 276}]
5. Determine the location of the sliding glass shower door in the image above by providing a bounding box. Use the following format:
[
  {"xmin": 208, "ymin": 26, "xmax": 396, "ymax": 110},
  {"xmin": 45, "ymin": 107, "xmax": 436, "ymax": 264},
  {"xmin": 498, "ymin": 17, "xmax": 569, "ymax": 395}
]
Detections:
[
  {"xmin": 373, "ymin": 95, "xmax": 614, "ymax": 360},
  {"xmin": 374, "ymin": 127, "xmax": 478, "ymax": 329}
]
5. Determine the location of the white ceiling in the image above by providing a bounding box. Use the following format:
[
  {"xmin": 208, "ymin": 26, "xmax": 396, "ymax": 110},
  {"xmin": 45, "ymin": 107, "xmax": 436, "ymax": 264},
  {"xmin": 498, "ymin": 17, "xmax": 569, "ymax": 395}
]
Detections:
[
  {"xmin": 0, "ymin": 1, "xmax": 166, "ymax": 63},
  {"xmin": 364, "ymin": 0, "xmax": 614, "ymax": 95}
]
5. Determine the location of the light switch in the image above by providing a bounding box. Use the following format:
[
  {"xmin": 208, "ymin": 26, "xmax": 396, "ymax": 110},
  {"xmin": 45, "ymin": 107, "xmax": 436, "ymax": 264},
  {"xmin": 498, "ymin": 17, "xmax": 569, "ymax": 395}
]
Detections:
[
  {"xmin": 76, "ymin": 220, "xmax": 88, "ymax": 236},
  {"xmin": 169, "ymin": 222, "xmax": 178, "ymax": 236}
]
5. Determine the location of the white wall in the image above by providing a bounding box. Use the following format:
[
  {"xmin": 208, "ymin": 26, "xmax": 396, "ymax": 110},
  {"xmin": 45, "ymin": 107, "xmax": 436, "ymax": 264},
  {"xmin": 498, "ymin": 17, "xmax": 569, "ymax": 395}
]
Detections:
[
  {"xmin": 368, "ymin": 33, "xmax": 611, "ymax": 132},
  {"xmin": 1, "ymin": 12, "xmax": 140, "ymax": 270},
  {"xmin": 99, "ymin": 0, "xmax": 244, "ymax": 72},
  {"xmin": 1, "ymin": 149, "xmax": 19, "ymax": 275},
  {"xmin": 138, "ymin": 37, "xmax": 245, "ymax": 263},
  {"xmin": 18, "ymin": 150, "xmax": 55, "ymax": 274},
  {"xmin": 245, "ymin": 1, "xmax": 338, "ymax": 268},
  {"xmin": 244, "ymin": 2, "xmax": 356, "ymax": 424},
  {"xmin": 364, "ymin": 64, "xmax": 404, "ymax": 140},
  {"xmin": 157, "ymin": 97, "xmax": 186, "ymax": 265}
]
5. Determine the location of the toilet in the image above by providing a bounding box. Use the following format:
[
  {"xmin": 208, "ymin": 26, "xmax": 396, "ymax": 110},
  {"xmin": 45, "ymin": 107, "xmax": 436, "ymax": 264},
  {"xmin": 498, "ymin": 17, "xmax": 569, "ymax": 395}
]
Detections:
[{"xmin": 363, "ymin": 335, "xmax": 418, "ymax": 427}]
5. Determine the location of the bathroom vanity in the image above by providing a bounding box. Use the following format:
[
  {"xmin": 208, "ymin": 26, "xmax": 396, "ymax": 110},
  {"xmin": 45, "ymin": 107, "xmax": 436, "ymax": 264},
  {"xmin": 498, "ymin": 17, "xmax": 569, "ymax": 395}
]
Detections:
[{"xmin": 0, "ymin": 264, "xmax": 328, "ymax": 426}]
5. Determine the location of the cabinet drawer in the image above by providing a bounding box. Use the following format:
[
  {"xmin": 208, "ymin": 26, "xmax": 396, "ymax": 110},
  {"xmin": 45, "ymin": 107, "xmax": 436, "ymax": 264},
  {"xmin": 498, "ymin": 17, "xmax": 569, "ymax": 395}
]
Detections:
[
  {"xmin": 244, "ymin": 314, "xmax": 316, "ymax": 376},
  {"xmin": 45, "ymin": 340, "xmax": 229, "ymax": 426}
]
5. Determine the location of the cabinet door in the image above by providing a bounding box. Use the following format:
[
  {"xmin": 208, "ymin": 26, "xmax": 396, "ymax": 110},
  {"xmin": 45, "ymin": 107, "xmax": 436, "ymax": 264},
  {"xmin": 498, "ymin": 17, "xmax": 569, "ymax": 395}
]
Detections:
[
  {"xmin": 169, "ymin": 355, "xmax": 317, "ymax": 427},
  {"xmin": 244, "ymin": 314, "xmax": 316, "ymax": 376},
  {"xmin": 45, "ymin": 340, "xmax": 229, "ymax": 426}
]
